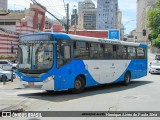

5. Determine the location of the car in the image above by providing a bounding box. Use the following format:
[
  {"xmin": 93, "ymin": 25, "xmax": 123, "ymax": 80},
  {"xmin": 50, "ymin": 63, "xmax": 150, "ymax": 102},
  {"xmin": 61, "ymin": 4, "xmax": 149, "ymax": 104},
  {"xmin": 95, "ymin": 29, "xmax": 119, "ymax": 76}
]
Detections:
[
  {"xmin": 0, "ymin": 60, "xmax": 17, "ymax": 71},
  {"xmin": 149, "ymin": 61, "xmax": 160, "ymax": 74},
  {"xmin": 155, "ymin": 54, "xmax": 160, "ymax": 61},
  {"xmin": 0, "ymin": 68, "xmax": 16, "ymax": 81}
]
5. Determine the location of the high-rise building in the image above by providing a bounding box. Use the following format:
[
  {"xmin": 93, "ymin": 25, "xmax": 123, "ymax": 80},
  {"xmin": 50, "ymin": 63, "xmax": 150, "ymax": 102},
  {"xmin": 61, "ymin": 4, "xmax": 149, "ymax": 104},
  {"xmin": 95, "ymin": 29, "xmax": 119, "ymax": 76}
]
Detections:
[
  {"xmin": 96, "ymin": 0, "xmax": 118, "ymax": 30},
  {"xmin": 78, "ymin": 0, "xmax": 95, "ymax": 13},
  {"xmin": 71, "ymin": 9, "xmax": 78, "ymax": 26},
  {"xmin": 117, "ymin": 9, "xmax": 124, "ymax": 40},
  {"xmin": 137, "ymin": 0, "xmax": 157, "ymax": 42},
  {"xmin": 78, "ymin": 0, "xmax": 96, "ymax": 30},
  {"xmin": 0, "ymin": 0, "xmax": 7, "ymax": 10}
]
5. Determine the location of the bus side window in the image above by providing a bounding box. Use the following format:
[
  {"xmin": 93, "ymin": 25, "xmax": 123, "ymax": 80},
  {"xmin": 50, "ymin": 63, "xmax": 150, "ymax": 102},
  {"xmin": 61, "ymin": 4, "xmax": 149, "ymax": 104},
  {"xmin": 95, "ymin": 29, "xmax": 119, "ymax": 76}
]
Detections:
[
  {"xmin": 137, "ymin": 47, "xmax": 145, "ymax": 59},
  {"xmin": 74, "ymin": 41, "xmax": 89, "ymax": 59},
  {"xmin": 56, "ymin": 39, "xmax": 71, "ymax": 68},
  {"xmin": 117, "ymin": 46, "xmax": 128, "ymax": 59},
  {"xmin": 104, "ymin": 44, "xmax": 113, "ymax": 59},
  {"xmin": 128, "ymin": 47, "xmax": 136, "ymax": 59},
  {"xmin": 113, "ymin": 45, "xmax": 117, "ymax": 59}
]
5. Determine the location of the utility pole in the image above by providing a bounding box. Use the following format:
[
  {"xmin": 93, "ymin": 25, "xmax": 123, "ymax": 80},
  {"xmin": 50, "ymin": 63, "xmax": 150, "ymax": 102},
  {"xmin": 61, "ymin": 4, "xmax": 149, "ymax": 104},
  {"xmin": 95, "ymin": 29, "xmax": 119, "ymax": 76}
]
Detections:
[{"xmin": 66, "ymin": 3, "xmax": 69, "ymax": 34}]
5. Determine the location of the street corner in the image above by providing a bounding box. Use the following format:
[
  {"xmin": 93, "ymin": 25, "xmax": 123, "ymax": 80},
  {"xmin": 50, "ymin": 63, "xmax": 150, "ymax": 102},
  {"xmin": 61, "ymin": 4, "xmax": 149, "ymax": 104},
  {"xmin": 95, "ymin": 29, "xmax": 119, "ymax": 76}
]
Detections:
[{"xmin": 0, "ymin": 77, "xmax": 21, "ymax": 90}]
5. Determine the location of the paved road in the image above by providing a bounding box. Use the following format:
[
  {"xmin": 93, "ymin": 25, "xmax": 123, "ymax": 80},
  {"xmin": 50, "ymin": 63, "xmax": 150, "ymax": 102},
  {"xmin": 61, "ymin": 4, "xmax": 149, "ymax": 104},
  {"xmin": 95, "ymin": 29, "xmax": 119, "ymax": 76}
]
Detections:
[{"xmin": 0, "ymin": 51, "xmax": 160, "ymax": 120}]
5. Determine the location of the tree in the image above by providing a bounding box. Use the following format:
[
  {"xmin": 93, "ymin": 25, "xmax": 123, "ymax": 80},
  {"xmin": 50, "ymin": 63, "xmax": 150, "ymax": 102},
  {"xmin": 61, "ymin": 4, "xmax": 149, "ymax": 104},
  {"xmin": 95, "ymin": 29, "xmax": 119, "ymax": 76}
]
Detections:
[
  {"xmin": 152, "ymin": 34, "xmax": 160, "ymax": 47},
  {"xmin": 147, "ymin": 8, "xmax": 160, "ymax": 35},
  {"xmin": 147, "ymin": 0, "xmax": 160, "ymax": 47}
]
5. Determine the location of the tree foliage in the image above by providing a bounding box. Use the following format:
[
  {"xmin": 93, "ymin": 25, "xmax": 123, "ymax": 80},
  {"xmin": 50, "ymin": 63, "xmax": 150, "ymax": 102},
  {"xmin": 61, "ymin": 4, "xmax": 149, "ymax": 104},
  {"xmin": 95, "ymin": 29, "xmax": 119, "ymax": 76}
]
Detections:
[
  {"xmin": 147, "ymin": 8, "xmax": 160, "ymax": 34},
  {"xmin": 152, "ymin": 34, "xmax": 160, "ymax": 47},
  {"xmin": 147, "ymin": 0, "xmax": 160, "ymax": 47}
]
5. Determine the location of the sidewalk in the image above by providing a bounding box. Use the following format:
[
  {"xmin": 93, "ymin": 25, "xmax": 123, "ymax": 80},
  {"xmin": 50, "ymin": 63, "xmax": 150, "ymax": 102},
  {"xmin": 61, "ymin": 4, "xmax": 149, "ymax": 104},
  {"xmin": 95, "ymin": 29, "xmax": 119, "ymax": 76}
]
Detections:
[{"xmin": 0, "ymin": 77, "xmax": 20, "ymax": 90}]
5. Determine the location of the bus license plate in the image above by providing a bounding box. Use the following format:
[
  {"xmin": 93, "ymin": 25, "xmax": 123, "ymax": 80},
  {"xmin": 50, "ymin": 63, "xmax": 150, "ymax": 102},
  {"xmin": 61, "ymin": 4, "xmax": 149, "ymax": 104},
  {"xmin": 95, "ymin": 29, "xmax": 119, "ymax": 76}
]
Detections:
[{"xmin": 28, "ymin": 82, "xmax": 34, "ymax": 86}]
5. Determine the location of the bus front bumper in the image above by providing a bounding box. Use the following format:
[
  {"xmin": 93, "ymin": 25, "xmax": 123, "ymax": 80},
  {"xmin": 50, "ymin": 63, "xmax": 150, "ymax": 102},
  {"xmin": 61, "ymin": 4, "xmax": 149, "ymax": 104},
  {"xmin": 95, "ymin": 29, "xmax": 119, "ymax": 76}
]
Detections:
[{"xmin": 19, "ymin": 78, "xmax": 54, "ymax": 91}]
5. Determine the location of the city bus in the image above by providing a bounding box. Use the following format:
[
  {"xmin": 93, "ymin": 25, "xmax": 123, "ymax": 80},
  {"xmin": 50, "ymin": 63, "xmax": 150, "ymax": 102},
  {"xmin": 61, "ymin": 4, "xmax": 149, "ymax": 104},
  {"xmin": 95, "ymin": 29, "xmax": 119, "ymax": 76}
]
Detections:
[{"xmin": 16, "ymin": 32, "xmax": 148, "ymax": 93}]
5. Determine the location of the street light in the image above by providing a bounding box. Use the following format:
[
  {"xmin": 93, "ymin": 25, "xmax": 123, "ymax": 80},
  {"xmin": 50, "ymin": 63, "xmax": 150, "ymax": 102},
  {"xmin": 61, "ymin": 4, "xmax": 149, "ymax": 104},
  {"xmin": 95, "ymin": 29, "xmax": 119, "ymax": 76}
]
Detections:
[{"xmin": 122, "ymin": 19, "xmax": 135, "ymax": 41}]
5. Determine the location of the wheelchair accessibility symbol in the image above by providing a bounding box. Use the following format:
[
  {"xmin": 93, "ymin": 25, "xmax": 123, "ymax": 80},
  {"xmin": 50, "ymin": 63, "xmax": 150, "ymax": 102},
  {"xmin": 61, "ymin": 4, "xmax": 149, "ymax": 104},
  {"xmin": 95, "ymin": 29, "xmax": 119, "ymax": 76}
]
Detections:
[
  {"xmin": 108, "ymin": 30, "xmax": 120, "ymax": 40},
  {"xmin": 111, "ymin": 32, "xmax": 118, "ymax": 38}
]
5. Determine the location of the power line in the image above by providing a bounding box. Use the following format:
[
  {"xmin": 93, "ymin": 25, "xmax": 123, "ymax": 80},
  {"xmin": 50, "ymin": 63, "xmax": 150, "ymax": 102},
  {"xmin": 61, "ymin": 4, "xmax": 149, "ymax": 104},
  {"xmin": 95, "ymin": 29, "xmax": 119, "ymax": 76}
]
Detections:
[
  {"xmin": 47, "ymin": 0, "xmax": 65, "ymax": 18},
  {"xmin": 31, "ymin": 0, "xmax": 69, "ymax": 33}
]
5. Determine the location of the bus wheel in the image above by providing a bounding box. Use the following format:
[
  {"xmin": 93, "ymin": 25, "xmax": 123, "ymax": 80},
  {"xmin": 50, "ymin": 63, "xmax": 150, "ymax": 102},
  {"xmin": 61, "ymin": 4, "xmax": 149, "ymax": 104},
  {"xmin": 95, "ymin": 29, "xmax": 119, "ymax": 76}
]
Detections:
[
  {"xmin": 70, "ymin": 76, "xmax": 85, "ymax": 94},
  {"xmin": 123, "ymin": 72, "xmax": 131, "ymax": 85}
]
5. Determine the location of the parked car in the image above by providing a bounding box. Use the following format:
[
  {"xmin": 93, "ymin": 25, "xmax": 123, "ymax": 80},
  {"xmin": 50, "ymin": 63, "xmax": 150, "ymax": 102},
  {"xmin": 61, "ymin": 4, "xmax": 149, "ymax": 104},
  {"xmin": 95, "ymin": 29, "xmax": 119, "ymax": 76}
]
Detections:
[
  {"xmin": 155, "ymin": 54, "xmax": 160, "ymax": 61},
  {"xmin": 0, "ymin": 60, "xmax": 17, "ymax": 71},
  {"xmin": 0, "ymin": 68, "xmax": 16, "ymax": 80},
  {"xmin": 149, "ymin": 61, "xmax": 160, "ymax": 74}
]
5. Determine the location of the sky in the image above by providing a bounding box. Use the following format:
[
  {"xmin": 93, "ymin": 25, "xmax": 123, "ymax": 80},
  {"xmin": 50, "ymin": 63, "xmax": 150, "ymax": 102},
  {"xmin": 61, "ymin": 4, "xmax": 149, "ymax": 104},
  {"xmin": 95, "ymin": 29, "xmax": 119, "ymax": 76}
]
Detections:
[{"xmin": 8, "ymin": 0, "xmax": 137, "ymax": 34}]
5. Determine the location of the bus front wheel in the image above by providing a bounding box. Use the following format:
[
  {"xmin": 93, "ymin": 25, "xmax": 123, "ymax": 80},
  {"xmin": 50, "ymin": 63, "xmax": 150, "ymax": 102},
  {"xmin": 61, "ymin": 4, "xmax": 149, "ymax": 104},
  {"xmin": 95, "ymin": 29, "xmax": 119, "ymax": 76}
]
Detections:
[
  {"xmin": 70, "ymin": 76, "xmax": 85, "ymax": 94},
  {"xmin": 123, "ymin": 72, "xmax": 131, "ymax": 85}
]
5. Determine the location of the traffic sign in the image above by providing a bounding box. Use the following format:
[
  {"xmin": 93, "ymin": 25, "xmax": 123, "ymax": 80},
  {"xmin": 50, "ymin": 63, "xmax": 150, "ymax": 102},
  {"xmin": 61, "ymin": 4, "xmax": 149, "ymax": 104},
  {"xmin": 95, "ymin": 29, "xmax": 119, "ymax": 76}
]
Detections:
[{"xmin": 108, "ymin": 29, "xmax": 120, "ymax": 40}]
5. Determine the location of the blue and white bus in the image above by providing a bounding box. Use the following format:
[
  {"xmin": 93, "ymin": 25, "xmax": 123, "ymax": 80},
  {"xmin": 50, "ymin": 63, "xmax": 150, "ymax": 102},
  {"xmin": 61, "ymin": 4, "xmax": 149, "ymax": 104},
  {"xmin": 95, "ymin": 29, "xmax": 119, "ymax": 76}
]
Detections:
[{"xmin": 16, "ymin": 32, "xmax": 147, "ymax": 93}]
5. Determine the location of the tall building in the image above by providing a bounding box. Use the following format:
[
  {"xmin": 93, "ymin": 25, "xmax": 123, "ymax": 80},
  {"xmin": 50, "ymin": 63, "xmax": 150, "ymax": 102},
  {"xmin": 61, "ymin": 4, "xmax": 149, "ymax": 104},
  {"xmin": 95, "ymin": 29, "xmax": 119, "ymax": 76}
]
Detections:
[
  {"xmin": 136, "ymin": 0, "xmax": 157, "ymax": 42},
  {"xmin": 78, "ymin": 0, "xmax": 96, "ymax": 30},
  {"xmin": 96, "ymin": 0, "xmax": 118, "ymax": 30},
  {"xmin": 0, "ymin": 0, "xmax": 7, "ymax": 10},
  {"xmin": 71, "ymin": 9, "xmax": 78, "ymax": 26},
  {"xmin": 117, "ymin": 9, "xmax": 124, "ymax": 39},
  {"xmin": 78, "ymin": 0, "xmax": 95, "ymax": 13}
]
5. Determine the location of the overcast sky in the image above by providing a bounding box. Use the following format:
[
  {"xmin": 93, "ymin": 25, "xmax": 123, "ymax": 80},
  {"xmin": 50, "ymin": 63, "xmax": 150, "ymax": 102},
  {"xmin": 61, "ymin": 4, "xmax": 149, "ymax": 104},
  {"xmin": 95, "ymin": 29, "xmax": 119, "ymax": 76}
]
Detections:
[{"xmin": 8, "ymin": 0, "xmax": 137, "ymax": 34}]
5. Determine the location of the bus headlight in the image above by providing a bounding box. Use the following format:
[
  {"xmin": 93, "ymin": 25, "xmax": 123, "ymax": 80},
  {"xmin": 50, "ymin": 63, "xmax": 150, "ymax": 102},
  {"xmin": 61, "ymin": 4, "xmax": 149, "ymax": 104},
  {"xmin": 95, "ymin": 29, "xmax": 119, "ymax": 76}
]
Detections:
[{"xmin": 46, "ymin": 75, "xmax": 55, "ymax": 82}]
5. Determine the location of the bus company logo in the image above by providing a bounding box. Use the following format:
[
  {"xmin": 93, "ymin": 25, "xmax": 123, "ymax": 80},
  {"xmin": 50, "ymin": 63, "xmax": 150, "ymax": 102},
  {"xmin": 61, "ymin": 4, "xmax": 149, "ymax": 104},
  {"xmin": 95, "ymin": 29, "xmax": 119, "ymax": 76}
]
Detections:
[{"xmin": 2, "ymin": 112, "xmax": 12, "ymax": 117}]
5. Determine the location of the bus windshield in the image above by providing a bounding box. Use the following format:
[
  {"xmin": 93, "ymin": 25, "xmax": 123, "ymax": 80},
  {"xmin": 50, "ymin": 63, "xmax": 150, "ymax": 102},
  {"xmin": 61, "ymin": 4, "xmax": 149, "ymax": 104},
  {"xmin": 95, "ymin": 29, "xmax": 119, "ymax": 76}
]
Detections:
[{"xmin": 17, "ymin": 34, "xmax": 53, "ymax": 73}]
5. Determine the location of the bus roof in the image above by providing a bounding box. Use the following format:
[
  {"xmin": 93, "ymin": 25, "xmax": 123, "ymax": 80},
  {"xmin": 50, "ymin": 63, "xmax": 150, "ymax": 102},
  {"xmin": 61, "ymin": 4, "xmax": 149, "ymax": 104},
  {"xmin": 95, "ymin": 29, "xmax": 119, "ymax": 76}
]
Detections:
[{"xmin": 20, "ymin": 32, "xmax": 147, "ymax": 47}]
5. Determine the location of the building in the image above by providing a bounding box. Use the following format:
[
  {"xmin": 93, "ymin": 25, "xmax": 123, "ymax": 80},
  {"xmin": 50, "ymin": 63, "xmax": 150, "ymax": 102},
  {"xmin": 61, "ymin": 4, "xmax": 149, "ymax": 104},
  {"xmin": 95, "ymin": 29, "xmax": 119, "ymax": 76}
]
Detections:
[
  {"xmin": 117, "ymin": 9, "xmax": 122, "ymax": 30},
  {"xmin": 116, "ymin": 9, "xmax": 124, "ymax": 40},
  {"xmin": 136, "ymin": 0, "xmax": 157, "ymax": 42},
  {"xmin": 96, "ymin": 0, "xmax": 118, "ymax": 30},
  {"xmin": 52, "ymin": 20, "xmax": 64, "ymax": 32},
  {"xmin": 0, "ymin": 4, "xmax": 46, "ymax": 34},
  {"xmin": 127, "ymin": 29, "xmax": 137, "ymax": 42},
  {"xmin": 0, "ymin": 0, "xmax": 7, "ymax": 10},
  {"xmin": 0, "ymin": 28, "xmax": 18, "ymax": 57},
  {"xmin": 78, "ymin": 8, "xmax": 96, "ymax": 30},
  {"xmin": 69, "ymin": 30, "xmax": 108, "ymax": 38},
  {"xmin": 78, "ymin": 0, "xmax": 95, "ymax": 13},
  {"xmin": 71, "ymin": 9, "xmax": 78, "ymax": 26},
  {"xmin": 78, "ymin": 0, "xmax": 96, "ymax": 30},
  {"xmin": 0, "ymin": 3, "xmax": 53, "ymax": 57}
]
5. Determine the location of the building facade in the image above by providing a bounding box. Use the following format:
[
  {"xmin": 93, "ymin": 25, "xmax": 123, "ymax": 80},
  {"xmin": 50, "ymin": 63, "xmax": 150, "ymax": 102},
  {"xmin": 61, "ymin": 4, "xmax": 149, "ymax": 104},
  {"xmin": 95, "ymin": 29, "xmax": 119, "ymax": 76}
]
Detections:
[
  {"xmin": 136, "ymin": 0, "xmax": 157, "ymax": 42},
  {"xmin": 71, "ymin": 9, "xmax": 78, "ymax": 26},
  {"xmin": 96, "ymin": 0, "xmax": 118, "ymax": 30},
  {"xmin": 78, "ymin": 0, "xmax": 96, "ymax": 30},
  {"xmin": 78, "ymin": 8, "xmax": 96, "ymax": 30},
  {"xmin": 0, "ymin": 0, "xmax": 7, "ymax": 10},
  {"xmin": 0, "ymin": 3, "xmax": 53, "ymax": 57},
  {"xmin": 78, "ymin": 0, "xmax": 95, "ymax": 13}
]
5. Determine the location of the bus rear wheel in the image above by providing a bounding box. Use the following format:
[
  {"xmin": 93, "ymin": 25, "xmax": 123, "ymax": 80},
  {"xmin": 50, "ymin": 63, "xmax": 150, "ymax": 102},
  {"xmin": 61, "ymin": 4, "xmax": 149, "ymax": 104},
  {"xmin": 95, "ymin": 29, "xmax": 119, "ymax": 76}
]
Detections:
[
  {"xmin": 123, "ymin": 72, "xmax": 131, "ymax": 85},
  {"xmin": 70, "ymin": 76, "xmax": 85, "ymax": 94}
]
